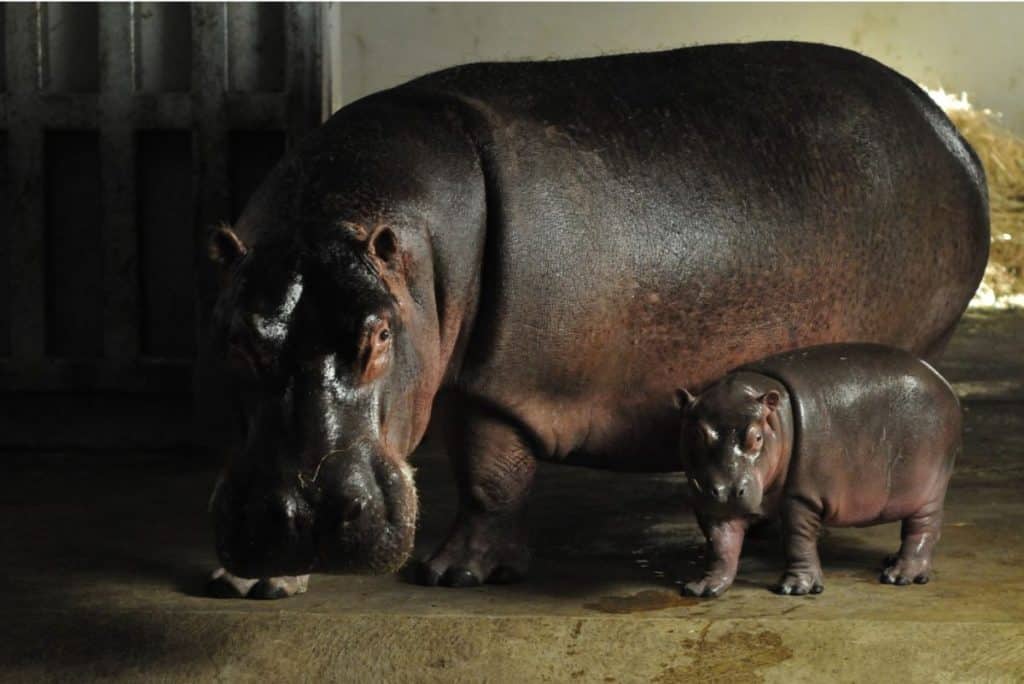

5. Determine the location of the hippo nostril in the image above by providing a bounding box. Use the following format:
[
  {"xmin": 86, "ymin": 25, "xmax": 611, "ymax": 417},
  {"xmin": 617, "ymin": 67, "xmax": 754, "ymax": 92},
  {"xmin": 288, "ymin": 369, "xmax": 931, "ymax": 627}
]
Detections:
[
  {"xmin": 737, "ymin": 487, "xmax": 746, "ymax": 498},
  {"xmin": 712, "ymin": 485, "xmax": 728, "ymax": 502},
  {"xmin": 341, "ymin": 498, "xmax": 367, "ymax": 523}
]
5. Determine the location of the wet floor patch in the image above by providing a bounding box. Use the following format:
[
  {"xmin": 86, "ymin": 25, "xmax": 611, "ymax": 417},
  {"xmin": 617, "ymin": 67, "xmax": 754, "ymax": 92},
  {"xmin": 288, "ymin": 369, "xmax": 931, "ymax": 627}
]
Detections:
[{"xmin": 584, "ymin": 589, "xmax": 700, "ymax": 614}]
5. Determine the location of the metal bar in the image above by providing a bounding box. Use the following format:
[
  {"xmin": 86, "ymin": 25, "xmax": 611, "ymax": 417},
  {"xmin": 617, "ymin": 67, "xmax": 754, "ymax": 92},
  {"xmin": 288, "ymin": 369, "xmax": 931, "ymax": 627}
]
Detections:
[
  {"xmin": 34, "ymin": 94, "xmax": 101, "ymax": 128},
  {"xmin": 191, "ymin": 2, "xmax": 229, "ymax": 332},
  {"xmin": 223, "ymin": 91, "xmax": 286, "ymax": 129},
  {"xmin": 6, "ymin": 4, "xmax": 46, "ymax": 361},
  {"xmin": 0, "ymin": 358, "xmax": 192, "ymax": 393},
  {"xmin": 130, "ymin": 92, "xmax": 192, "ymax": 129},
  {"xmin": 98, "ymin": 2, "xmax": 139, "ymax": 360},
  {"xmin": 321, "ymin": 3, "xmax": 342, "ymax": 118},
  {"xmin": 284, "ymin": 2, "xmax": 322, "ymax": 144}
]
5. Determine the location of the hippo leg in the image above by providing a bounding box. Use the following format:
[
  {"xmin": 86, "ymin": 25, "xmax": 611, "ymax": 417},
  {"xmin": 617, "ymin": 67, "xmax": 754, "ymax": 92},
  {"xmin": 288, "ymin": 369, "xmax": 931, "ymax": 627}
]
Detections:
[
  {"xmin": 683, "ymin": 515, "xmax": 748, "ymax": 598},
  {"xmin": 419, "ymin": 411, "xmax": 537, "ymax": 588},
  {"xmin": 776, "ymin": 497, "xmax": 825, "ymax": 595},
  {"xmin": 881, "ymin": 503, "xmax": 943, "ymax": 586},
  {"xmin": 207, "ymin": 567, "xmax": 310, "ymax": 600}
]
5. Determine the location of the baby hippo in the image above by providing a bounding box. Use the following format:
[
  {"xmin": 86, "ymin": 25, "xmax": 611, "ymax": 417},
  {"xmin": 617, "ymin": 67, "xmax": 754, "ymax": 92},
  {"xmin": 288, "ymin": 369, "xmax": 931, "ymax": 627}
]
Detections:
[{"xmin": 676, "ymin": 343, "xmax": 960, "ymax": 598}]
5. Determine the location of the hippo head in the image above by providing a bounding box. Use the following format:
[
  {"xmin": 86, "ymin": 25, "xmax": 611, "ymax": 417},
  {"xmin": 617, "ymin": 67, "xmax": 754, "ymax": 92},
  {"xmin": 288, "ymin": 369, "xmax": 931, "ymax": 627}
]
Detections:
[
  {"xmin": 202, "ymin": 212, "xmax": 435, "ymax": 579},
  {"xmin": 675, "ymin": 373, "xmax": 784, "ymax": 516}
]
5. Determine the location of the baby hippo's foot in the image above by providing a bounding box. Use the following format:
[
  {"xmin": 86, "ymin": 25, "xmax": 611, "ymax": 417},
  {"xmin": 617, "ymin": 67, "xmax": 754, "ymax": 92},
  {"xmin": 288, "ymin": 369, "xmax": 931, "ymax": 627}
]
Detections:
[
  {"xmin": 775, "ymin": 568, "xmax": 824, "ymax": 596},
  {"xmin": 880, "ymin": 554, "xmax": 931, "ymax": 585},
  {"xmin": 417, "ymin": 513, "xmax": 530, "ymax": 588},
  {"xmin": 207, "ymin": 567, "xmax": 310, "ymax": 599},
  {"xmin": 682, "ymin": 576, "xmax": 734, "ymax": 598}
]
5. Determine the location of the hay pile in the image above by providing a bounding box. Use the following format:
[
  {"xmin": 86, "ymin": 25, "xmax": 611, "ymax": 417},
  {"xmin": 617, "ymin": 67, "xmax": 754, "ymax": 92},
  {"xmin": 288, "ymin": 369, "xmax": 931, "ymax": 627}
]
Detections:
[{"xmin": 929, "ymin": 88, "xmax": 1024, "ymax": 308}]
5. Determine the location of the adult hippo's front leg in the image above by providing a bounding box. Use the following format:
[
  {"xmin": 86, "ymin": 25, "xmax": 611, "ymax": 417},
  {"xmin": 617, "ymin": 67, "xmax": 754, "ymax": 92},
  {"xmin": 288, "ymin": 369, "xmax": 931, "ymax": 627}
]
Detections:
[
  {"xmin": 207, "ymin": 567, "xmax": 310, "ymax": 600},
  {"xmin": 418, "ymin": 403, "xmax": 538, "ymax": 587}
]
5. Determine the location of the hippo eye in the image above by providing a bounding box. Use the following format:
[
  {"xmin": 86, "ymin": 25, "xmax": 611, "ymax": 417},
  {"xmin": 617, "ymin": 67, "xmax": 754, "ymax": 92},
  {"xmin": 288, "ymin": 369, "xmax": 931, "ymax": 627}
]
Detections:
[
  {"xmin": 378, "ymin": 328, "xmax": 390, "ymax": 342},
  {"xmin": 746, "ymin": 427, "xmax": 764, "ymax": 451}
]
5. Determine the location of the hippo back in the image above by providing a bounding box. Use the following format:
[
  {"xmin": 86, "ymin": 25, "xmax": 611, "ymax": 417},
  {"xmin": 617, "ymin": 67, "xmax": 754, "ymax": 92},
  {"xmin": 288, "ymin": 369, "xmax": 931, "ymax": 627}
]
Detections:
[
  {"xmin": 739, "ymin": 343, "xmax": 961, "ymax": 491},
  {"xmin": 397, "ymin": 42, "xmax": 986, "ymax": 469}
]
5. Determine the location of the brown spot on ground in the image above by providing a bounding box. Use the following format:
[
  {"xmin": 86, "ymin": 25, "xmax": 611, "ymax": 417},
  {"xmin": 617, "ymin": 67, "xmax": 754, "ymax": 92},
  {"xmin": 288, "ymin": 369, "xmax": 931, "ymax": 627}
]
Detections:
[{"xmin": 655, "ymin": 628, "xmax": 793, "ymax": 683}]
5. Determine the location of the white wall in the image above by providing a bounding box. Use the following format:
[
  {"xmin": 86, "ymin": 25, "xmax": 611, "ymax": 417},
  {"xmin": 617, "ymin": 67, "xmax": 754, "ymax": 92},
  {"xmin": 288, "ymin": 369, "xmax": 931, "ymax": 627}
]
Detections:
[{"xmin": 330, "ymin": 2, "xmax": 1024, "ymax": 133}]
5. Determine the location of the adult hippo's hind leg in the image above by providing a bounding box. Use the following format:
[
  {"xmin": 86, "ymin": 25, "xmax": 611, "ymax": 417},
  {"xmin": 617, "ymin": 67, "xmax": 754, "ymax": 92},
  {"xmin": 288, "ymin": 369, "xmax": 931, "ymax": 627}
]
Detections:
[
  {"xmin": 207, "ymin": 567, "xmax": 310, "ymax": 600},
  {"xmin": 418, "ymin": 404, "xmax": 538, "ymax": 588}
]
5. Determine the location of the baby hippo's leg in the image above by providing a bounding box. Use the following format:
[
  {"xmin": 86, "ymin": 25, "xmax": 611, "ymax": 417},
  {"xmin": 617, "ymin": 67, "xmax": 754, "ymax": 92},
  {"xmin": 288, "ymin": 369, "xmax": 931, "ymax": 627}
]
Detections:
[
  {"xmin": 683, "ymin": 515, "xmax": 747, "ymax": 598},
  {"xmin": 881, "ymin": 500, "xmax": 943, "ymax": 585},
  {"xmin": 777, "ymin": 497, "xmax": 825, "ymax": 595}
]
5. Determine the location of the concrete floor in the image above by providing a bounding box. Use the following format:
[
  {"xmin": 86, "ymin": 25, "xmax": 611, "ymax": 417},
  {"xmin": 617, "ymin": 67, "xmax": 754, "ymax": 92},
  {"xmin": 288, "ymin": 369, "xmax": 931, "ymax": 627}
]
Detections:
[{"xmin": 3, "ymin": 310, "xmax": 1024, "ymax": 682}]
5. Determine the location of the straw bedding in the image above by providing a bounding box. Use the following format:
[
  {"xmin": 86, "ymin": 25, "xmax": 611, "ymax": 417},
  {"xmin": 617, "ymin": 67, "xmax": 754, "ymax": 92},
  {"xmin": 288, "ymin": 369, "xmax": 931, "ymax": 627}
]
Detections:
[{"xmin": 931, "ymin": 89, "xmax": 1024, "ymax": 307}]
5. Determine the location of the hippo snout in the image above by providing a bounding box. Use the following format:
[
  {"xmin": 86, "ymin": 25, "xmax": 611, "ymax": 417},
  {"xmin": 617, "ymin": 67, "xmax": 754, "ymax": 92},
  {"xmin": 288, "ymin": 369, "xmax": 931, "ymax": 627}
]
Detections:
[
  {"xmin": 706, "ymin": 480, "xmax": 743, "ymax": 503},
  {"xmin": 695, "ymin": 474, "xmax": 762, "ymax": 512},
  {"xmin": 211, "ymin": 455, "xmax": 418, "ymax": 577}
]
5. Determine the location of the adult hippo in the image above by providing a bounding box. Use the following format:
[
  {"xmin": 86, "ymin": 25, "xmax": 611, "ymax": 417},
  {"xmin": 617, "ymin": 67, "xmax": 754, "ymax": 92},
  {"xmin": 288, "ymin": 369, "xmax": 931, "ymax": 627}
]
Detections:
[{"xmin": 201, "ymin": 41, "xmax": 988, "ymax": 598}]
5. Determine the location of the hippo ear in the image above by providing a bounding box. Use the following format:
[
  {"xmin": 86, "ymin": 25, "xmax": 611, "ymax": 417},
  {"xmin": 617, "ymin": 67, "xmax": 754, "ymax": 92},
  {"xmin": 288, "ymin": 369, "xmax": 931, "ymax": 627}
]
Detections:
[
  {"xmin": 209, "ymin": 225, "xmax": 248, "ymax": 270},
  {"xmin": 758, "ymin": 390, "xmax": 781, "ymax": 414},
  {"xmin": 367, "ymin": 225, "xmax": 399, "ymax": 265},
  {"xmin": 674, "ymin": 388, "xmax": 697, "ymax": 412}
]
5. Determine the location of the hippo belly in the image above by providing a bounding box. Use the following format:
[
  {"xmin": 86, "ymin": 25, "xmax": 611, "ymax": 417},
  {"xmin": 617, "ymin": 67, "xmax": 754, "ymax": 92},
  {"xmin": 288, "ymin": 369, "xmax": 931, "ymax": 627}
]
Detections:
[{"xmin": 434, "ymin": 41, "xmax": 988, "ymax": 472}]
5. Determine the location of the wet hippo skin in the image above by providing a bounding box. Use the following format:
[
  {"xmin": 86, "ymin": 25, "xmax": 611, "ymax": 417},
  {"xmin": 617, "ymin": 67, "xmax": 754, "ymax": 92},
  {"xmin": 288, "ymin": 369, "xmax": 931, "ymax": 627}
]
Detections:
[
  {"xmin": 677, "ymin": 343, "xmax": 961, "ymax": 597},
  {"xmin": 197, "ymin": 41, "xmax": 988, "ymax": 597}
]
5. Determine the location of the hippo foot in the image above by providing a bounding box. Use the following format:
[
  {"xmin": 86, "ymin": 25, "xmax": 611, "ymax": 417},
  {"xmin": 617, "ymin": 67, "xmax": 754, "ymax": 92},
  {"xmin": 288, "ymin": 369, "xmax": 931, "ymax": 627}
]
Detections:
[
  {"xmin": 682, "ymin": 577, "xmax": 732, "ymax": 598},
  {"xmin": 774, "ymin": 569, "xmax": 824, "ymax": 596},
  {"xmin": 880, "ymin": 556, "xmax": 931, "ymax": 586},
  {"xmin": 417, "ymin": 516, "xmax": 530, "ymax": 588},
  {"xmin": 207, "ymin": 567, "xmax": 310, "ymax": 599},
  {"xmin": 416, "ymin": 557, "xmax": 527, "ymax": 588}
]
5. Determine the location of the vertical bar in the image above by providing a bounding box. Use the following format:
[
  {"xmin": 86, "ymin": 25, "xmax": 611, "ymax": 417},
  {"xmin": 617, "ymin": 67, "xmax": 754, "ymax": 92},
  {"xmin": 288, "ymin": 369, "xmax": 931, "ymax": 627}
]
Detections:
[
  {"xmin": 226, "ymin": 3, "xmax": 284, "ymax": 92},
  {"xmin": 45, "ymin": 131, "xmax": 103, "ymax": 358},
  {"xmin": 134, "ymin": 2, "xmax": 191, "ymax": 93},
  {"xmin": 0, "ymin": 131, "xmax": 10, "ymax": 356},
  {"xmin": 285, "ymin": 2, "xmax": 323, "ymax": 141},
  {"xmin": 192, "ymin": 3, "xmax": 229, "ymax": 331},
  {"xmin": 44, "ymin": 2, "xmax": 99, "ymax": 93},
  {"xmin": 137, "ymin": 131, "xmax": 194, "ymax": 358},
  {"xmin": 6, "ymin": 4, "xmax": 46, "ymax": 360},
  {"xmin": 321, "ymin": 3, "xmax": 341, "ymax": 118},
  {"xmin": 98, "ymin": 2, "xmax": 139, "ymax": 360},
  {"xmin": 0, "ymin": 5, "xmax": 7, "ymax": 93}
]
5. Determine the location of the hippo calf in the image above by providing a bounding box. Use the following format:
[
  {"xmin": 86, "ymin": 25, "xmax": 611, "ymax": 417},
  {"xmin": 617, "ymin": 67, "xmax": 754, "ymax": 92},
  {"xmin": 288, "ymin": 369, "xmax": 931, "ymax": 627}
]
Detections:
[{"xmin": 676, "ymin": 343, "xmax": 961, "ymax": 597}]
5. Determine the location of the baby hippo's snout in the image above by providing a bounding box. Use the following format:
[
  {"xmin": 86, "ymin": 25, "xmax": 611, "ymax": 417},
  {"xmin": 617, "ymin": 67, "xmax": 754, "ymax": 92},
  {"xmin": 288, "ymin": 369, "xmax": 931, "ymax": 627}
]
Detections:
[{"xmin": 696, "ymin": 472, "xmax": 762, "ymax": 512}]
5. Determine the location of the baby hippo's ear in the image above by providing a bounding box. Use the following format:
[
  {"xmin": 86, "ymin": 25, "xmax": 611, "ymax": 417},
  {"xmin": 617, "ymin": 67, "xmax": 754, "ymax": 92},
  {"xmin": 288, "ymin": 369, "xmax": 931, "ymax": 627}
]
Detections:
[
  {"xmin": 674, "ymin": 388, "xmax": 697, "ymax": 412},
  {"xmin": 758, "ymin": 390, "xmax": 781, "ymax": 414}
]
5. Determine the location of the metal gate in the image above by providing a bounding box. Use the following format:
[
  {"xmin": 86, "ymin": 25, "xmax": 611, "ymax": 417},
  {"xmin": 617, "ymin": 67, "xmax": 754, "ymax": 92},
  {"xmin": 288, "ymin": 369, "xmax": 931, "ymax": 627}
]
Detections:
[{"xmin": 0, "ymin": 2, "xmax": 322, "ymax": 447}]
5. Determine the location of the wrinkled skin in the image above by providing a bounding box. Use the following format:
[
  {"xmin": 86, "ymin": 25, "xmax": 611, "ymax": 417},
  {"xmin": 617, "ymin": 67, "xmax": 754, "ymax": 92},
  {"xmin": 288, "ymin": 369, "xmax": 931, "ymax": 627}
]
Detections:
[
  {"xmin": 679, "ymin": 344, "xmax": 961, "ymax": 598},
  {"xmin": 199, "ymin": 42, "xmax": 987, "ymax": 598}
]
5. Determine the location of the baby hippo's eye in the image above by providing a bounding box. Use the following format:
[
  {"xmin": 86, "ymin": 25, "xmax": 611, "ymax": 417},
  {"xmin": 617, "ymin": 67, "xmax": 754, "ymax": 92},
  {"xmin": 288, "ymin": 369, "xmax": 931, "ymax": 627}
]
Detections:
[{"xmin": 745, "ymin": 426, "xmax": 764, "ymax": 451}]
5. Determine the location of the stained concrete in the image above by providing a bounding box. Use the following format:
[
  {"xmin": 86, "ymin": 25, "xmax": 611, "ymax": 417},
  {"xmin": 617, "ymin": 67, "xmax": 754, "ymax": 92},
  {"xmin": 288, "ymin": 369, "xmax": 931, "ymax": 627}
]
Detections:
[{"xmin": 3, "ymin": 310, "xmax": 1024, "ymax": 682}]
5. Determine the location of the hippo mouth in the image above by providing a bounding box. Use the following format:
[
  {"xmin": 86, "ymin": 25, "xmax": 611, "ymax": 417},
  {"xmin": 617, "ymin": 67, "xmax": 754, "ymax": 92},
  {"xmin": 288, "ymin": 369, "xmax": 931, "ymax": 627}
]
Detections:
[{"xmin": 212, "ymin": 456, "xmax": 418, "ymax": 578}]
